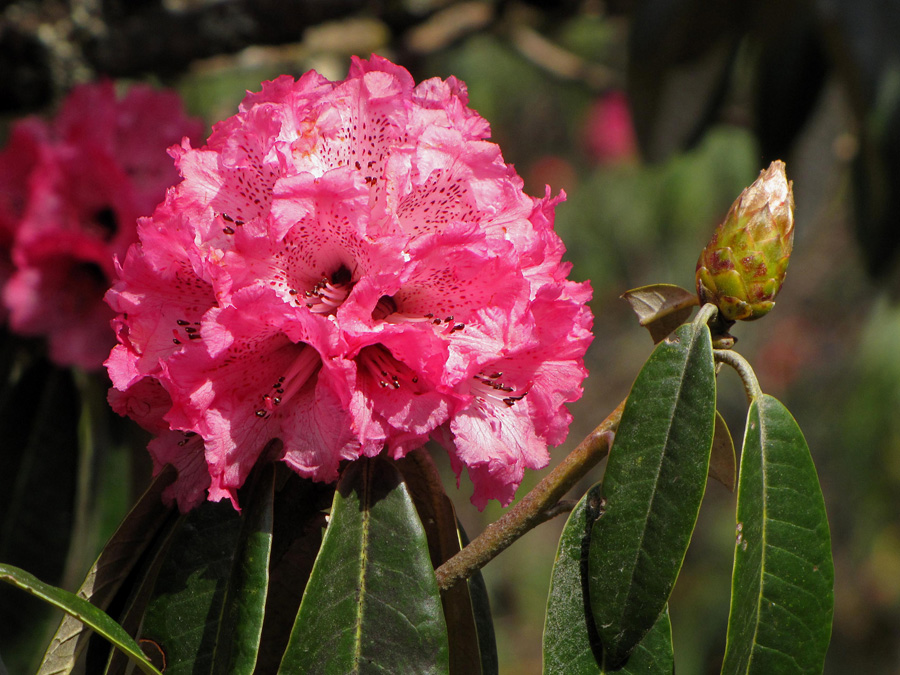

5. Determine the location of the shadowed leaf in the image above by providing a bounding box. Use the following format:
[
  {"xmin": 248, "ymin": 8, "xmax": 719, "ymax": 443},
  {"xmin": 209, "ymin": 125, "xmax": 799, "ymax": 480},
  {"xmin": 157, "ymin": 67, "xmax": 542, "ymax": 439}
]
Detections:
[
  {"xmin": 39, "ymin": 466, "xmax": 176, "ymax": 674},
  {"xmin": 709, "ymin": 410, "xmax": 736, "ymax": 492}
]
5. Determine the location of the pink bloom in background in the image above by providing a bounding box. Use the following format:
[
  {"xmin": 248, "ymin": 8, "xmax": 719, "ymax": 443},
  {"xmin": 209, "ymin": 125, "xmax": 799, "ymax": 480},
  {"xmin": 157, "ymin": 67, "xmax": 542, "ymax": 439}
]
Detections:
[
  {"xmin": 583, "ymin": 90, "xmax": 637, "ymax": 165},
  {"xmin": 106, "ymin": 55, "xmax": 593, "ymax": 511},
  {"xmin": 0, "ymin": 81, "xmax": 204, "ymax": 369}
]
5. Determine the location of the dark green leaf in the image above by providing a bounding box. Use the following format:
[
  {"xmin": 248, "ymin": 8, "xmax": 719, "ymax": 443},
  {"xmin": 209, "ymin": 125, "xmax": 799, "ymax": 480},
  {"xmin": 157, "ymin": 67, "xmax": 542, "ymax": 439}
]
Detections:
[
  {"xmin": 211, "ymin": 464, "xmax": 275, "ymax": 674},
  {"xmin": 135, "ymin": 500, "xmax": 244, "ymax": 674},
  {"xmin": 627, "ymin": 0, "xmax": 742, "ymax": 161},
  {"xmin": 254, "ymin": 471, "xmax": 332, "ymax": 674},
  {"xmin": 544, "ymin": 485, "xmax": 674, "ymax": 674},
  {"xmin": 0, "ymin": 563, "xmax": 160, "ymax": 675},
  {"xmin": 458, "ymin": 521, "xmax": 498, "ymax": 675},
  {"xmin": 589, "ymin": 321, "xmax": 716, "ymax": 666},
  {"xmin": 621, "ymin": 284, "xmax": 699, "ymax": 343},
  {"xmin": 0, "ymin": 361, "xmax": 79, "ymax": 669},
  {"xmin": 280, "ymin": 456, "xmax": 449, "ymax": 674},
  {"xmin": 39, "ymin": 465, "xmax": 176, "ymax": 674},
  {"xmin": 395, "ymin": 450, "xmax": 487, "ymax": 675},
  {"xmin": 722, "ymin": 395, "xmax": 834, "ymax": 674}
]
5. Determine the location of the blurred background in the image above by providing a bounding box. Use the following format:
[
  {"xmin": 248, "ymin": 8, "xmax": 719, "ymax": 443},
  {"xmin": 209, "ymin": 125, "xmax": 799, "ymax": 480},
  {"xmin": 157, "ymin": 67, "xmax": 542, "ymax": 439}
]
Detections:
[{"xmin": 1, "ymin": 0, "xmax": 898, "ymax": 672}]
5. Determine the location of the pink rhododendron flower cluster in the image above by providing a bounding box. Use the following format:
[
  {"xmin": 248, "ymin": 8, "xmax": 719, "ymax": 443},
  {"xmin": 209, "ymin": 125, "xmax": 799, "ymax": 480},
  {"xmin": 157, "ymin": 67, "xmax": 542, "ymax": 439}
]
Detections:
[
  {"xmin": 0, "ymin": 81, "xmax": 204, "ymax": 368},
  {"xmin": 106, "ymin": 56, "xmax": 593, "ymax": 511}
]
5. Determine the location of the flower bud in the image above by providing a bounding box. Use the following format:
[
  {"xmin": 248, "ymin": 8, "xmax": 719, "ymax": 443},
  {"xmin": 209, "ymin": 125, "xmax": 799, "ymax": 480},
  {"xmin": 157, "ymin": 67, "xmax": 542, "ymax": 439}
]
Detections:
[{"xmin": 696, "ymin": 160, "xmax": 794, "ymax": 322}]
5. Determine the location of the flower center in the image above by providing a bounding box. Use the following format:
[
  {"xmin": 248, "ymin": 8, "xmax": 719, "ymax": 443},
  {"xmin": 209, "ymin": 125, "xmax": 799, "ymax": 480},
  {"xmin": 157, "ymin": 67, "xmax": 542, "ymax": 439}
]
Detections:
[
  {"xmin": 359, "ymin": 345, "xmax": 420, "ymax": 391},
  {"xmin": 255, "ymin": 346, "xmax": 321, "ymax": 418},
  {"xmin": 371, "ymin": 294, "xmax": 466, "ymax": 333},
  {"xmin": 92, "ymin": 206, "xmax": 119, "ymax": 241},
  {"xmin": 472, "ymin": 371, "xmax": 527, "ymax": 407},
  {"xmin": 304, "ymin": 265, "xmax": 353, "ymax": 316}
]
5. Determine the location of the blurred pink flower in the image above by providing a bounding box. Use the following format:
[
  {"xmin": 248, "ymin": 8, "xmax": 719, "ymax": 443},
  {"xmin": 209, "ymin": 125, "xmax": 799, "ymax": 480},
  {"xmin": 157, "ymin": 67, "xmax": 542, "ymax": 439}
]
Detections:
[
  {"xmin": 583, "ymin": 90, "xmax": 637, "ymax": 165},
  {"xmin": 0, "ymin": 81, "xmax": 204, "ymax": 368},
  {"xmin": 107, "ymin": 56, "xmax": 592, "ymax": 511}
]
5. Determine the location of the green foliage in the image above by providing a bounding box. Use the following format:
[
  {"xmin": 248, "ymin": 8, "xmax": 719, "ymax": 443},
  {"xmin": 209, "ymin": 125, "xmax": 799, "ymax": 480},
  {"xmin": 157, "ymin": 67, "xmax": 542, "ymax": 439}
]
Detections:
[
  {"xmin": 0, "ymin": 562, "xmax": 160, "ymax": 675},
  {"xmin": 589, "ymin": 319, "xmax": 716, "ymax": 667},
  {"xmin": 722, "ymin": 395, "xmax": 834, "ymax": 674},
  {"xmin": 544, "ymin": 485, "xmax": 675, "ymax": 674},
  {"xmin": 39, "ymin": 466, "xmax": 176, "ymax": 674},
  {"xmin": 281, "ymin": 457, "xmax": 449, "ymax": 674}
]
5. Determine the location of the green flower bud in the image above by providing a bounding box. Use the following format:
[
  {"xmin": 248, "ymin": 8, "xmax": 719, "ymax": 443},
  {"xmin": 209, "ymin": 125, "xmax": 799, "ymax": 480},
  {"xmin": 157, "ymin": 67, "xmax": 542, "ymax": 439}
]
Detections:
[{"xmin": 696, "ymin": 160, "xmax": 794, "ymax": 322}]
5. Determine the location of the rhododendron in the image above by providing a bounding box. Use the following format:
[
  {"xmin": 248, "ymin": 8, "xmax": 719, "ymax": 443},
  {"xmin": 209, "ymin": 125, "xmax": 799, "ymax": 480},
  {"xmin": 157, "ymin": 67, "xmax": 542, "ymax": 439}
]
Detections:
[
  {"xmin": 0, "ymin": 81, "xmax": 203, "ymax": 368},
  {"xmin": 106, "ymin": 55, "xmax": 592, "ymax": 511},
  {"xmin": 584, "ymin": 90, "xmax": 637, "ymax": 165}
]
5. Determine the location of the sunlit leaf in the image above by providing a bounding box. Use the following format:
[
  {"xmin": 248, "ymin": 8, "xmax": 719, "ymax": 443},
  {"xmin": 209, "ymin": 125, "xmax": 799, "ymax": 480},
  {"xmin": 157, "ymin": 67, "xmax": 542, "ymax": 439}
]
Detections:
[
  {"xmin": 0, "ymin": 562, "xmax": 160, "ymax": 675},
  {"xmin": 621, "ymin": 284, "xmax": 699, "ymax": 343},
  {"xmin": 544, "ymin": 485, "xmax": 675, "ymax": 674},
  {"xmin": 722, "ymin": 395, "xmax": 834, "ymax": 674},
  {"xmin": 280, "ymin": 457, "xmax": 449, "ymax": 674},
  {"xmin": 588, "ymin": 320, "xmax": 716, "ymax": 667}
]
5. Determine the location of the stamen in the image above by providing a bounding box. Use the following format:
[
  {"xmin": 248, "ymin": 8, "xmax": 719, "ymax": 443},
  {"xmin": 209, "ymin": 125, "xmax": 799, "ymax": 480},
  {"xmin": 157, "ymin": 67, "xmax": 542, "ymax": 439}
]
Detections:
[
  {"xmin": 472, "ymin": 372, "xmax": 527, "ymax": 407},
  {"xmin": 255, "ymin": 348, "xmax": 320, "ymax": 418},
  {"xmin": 303, "ymin": 265, "xmax": 354, "ymax": 315},
  {"xmin": 360, "ymin": 346, "xmax": 415, "ymax": 391}
]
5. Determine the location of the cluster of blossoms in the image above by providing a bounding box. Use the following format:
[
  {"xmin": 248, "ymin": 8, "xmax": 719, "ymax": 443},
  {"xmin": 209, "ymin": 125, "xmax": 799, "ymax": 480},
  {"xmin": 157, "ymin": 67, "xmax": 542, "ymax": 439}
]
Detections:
[
  {"xmin": 0, "ymin": 81, "xmax": 203, "ymax": 369},
  {"xmin": 106, "ymin": 56, "xmax": 593, "ymax": 511}
]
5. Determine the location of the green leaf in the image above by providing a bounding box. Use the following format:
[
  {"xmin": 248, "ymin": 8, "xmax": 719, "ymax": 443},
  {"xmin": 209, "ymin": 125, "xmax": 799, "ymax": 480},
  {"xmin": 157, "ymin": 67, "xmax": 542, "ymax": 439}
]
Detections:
[
  {"xmin": 254, "ymin": 472, "xmax": 332, "ymax": 674},
  {"xmin": 39, "ymin": 465, "xmax": 177, "ymax": 674},
  {"xmin": 621, "ymin": 284, "xmax": 699, "ymax": 343},
  {"xmin": 709, "ymin": 410, "xmax": 737, "ymax": 492},
  {"xmin": 280, "ymin": 456, "xmax": 449, "ymax": 674},
  {"xmin": 395, "ymin": 450, "xmax": 491, "ymax": 675},
  {"xmin": 544, "ymin": 485, "xmax": 675, "ymax": 674},
  {"xmin": 588, "ymin": 321, "xmax": 716, "ymax": 667},
  {"xmin": 0, "ymin": 562, "xmax": 160, "ymax": 675},
  {"xmin": 458, "ymin": 521, "xmax": 498, "ymax": 675},
  {"xmin": 0, "ymin": 362, "xmax": 79, "ymax": 668},
  {"xmin": 211, "ymin": 464, "xmax": 275, "ymax": 674},
  {"xmin": 135, "ymin": 466, "xmax": 275, "ymax": 675},
  {"xmin": 722, "ymin": 395, "xmax": 834, "ymax": 674}
]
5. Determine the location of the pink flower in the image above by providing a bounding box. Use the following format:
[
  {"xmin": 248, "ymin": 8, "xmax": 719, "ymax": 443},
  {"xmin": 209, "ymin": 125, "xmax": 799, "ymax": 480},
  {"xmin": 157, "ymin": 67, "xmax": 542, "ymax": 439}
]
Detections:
[
  {"xmin": 583, "ymin": 90, "xmax": 637, "ymax": 165},
  {"xmin": 0, "ymin": 81, "xmax": 204, "ymax": 369},
  {"xmin": 107, "ymin": 56, "xmax": 592, "ymax": 511}
]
